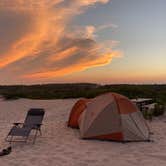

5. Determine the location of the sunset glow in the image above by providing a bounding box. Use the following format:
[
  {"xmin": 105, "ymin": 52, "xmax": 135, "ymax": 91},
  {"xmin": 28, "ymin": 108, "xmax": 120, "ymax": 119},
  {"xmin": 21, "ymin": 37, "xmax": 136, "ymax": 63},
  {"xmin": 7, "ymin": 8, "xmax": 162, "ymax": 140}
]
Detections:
[{"xmin": 0, "ymin": 0, "xmax": 165, "ymax": 84}]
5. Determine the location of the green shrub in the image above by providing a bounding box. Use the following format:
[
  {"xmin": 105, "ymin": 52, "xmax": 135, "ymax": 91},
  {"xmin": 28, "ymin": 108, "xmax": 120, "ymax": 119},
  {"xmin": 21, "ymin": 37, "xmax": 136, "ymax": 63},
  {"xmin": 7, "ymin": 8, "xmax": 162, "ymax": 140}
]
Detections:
[
  {"xmin": 153, "ymin": 104, "xmax": 165, "ymax": 116},
  {"xmin": 142, "ymin": 103, "xmax": 165, "ymax": 120}
]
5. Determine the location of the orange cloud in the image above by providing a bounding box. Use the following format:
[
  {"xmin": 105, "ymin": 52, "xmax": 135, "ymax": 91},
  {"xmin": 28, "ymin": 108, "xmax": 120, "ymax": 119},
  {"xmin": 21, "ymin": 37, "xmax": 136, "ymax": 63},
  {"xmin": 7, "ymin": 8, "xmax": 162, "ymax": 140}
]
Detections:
[
  {"xmin": 23, "ymin": 51, "xmax": 116, "ymax": 79},
  {"xmin": 48, "ymin": 47, "xmax": 79, "ymax": 62},
  {"xmin": 0, "ymin": 26, "xmax": 47, "ymax": 68},
  {"xmin": 0, "ymin": 0, "xmax": 122, "ymax": 82},
  {"xmin": 0, "ymin": 7, "xmax": 48, "ymax": 67}
]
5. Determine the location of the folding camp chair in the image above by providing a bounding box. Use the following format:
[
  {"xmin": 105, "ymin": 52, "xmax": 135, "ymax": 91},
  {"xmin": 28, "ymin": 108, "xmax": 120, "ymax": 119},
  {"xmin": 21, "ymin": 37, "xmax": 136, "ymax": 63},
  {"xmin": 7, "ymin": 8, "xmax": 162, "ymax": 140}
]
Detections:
[{"xmin": 5, "ymin": 108, "xmax": 45, "ymax": 144}]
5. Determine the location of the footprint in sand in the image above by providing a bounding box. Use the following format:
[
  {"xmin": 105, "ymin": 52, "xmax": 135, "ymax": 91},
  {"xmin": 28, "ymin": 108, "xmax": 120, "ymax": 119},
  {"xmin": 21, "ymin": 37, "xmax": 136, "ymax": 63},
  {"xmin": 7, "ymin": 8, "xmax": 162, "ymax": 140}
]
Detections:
[
  {"xmin": 101, "ymin": 158, "xmax": 110, "ymax": 162},
  {"xmin": 63, "ymin": 151, "xmax": 75, "ymax": 156},
  {"xmin": 148, "ymin": 154, "xmax": 166, "ymax": 161},
  {"xmin": 77, "ymin": 162, "xmax": 90, "ymax": 166},
  {"xmin": 84, "ymin": 159, "xmax": 97, "ymax": 163}
]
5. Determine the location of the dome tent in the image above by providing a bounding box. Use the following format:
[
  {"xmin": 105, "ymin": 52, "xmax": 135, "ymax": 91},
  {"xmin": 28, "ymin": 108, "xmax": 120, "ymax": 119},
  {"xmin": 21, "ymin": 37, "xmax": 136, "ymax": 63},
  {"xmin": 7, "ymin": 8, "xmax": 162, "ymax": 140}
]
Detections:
[
  {"xmin": 68, "ymin": 98, "xmax": 91, "ymax": 128},
  {"xmin": 78, "ymin": 93, "xmax": 150, "ymax": 142}
]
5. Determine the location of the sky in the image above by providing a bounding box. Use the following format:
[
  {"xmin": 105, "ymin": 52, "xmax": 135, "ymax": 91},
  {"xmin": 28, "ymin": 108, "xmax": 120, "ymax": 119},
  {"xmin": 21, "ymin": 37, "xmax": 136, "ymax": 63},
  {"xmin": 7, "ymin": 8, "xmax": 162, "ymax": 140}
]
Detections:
[{"xmin": 0, "ymin": 0, "xmax": 165, "ymax": 85}]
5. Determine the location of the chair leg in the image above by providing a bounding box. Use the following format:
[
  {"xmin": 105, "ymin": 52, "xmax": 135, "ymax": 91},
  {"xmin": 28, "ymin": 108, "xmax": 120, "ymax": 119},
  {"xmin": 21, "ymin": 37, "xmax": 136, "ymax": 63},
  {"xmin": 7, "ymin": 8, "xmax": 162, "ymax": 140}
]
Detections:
[
  {"xmin": 39, "ymin": 129, "xmax": 42, "ymax": 136},
  {"xmin": 9, "ymin": 136, "xmax": 13, "ymax": 144},
  {"xmin": 5, "ymin": 131, "xmax": 12, "ymax": 142},
  {"xmin": 33, "ymin": 130, "xmax": 38, "ymax": 144},
  {"xmin": 25, "ymin": 135, "xmax": 29, "ymax": 143},
  {"xmin": 5, "ymin": 135, "xmax": 9, "ymax": 142}
]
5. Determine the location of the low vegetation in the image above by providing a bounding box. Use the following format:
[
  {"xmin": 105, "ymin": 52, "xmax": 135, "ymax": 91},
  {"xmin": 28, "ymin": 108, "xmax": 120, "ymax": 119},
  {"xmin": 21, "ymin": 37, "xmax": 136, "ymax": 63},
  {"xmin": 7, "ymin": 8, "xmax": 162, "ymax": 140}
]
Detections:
[
  {"xmin": 0, "ymin": 84, "xmax": 166, "ymax": 104},
  {"xmin": 143, "ymin": 103, "xmax": 165, "ymax": 120},
  {"xmin": 0, "ymin": 83, "xmax": 166, "ymax": 118}
]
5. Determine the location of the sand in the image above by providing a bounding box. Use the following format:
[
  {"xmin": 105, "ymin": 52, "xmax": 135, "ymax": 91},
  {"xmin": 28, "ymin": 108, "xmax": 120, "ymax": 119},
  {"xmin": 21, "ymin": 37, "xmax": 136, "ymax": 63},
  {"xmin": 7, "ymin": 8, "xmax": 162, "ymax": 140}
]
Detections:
[{"xmin": 0, "ymin": 98, "xmax": 166, "ymax": 166}]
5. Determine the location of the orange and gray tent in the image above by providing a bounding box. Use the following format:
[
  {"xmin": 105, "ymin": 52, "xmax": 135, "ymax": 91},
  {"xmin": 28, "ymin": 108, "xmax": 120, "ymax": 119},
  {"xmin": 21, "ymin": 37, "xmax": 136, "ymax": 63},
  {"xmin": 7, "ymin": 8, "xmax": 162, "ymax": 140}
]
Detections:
[
  {"xmin": 78, "ymin": 93, "xmax": 150, "ymax": 142},
  {"xmin": 68, "ymin": 98, "xmax": 90, "ymax": 128}
]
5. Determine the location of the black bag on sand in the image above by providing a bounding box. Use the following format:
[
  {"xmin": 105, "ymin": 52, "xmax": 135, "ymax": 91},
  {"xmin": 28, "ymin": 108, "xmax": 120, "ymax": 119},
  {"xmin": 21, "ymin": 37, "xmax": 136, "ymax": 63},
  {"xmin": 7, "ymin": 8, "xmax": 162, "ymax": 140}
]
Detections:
[{"xmin": 0, "ymin": 146, "xmax": 12, "ymax": 156}]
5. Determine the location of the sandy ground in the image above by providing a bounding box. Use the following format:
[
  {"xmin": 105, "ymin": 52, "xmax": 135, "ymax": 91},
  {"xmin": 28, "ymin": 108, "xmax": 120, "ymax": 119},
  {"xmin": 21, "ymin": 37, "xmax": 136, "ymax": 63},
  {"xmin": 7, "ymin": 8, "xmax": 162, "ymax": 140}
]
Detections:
[{"xmin": 0, "ymin": 99, "xmax": 166, "ymax": 166}]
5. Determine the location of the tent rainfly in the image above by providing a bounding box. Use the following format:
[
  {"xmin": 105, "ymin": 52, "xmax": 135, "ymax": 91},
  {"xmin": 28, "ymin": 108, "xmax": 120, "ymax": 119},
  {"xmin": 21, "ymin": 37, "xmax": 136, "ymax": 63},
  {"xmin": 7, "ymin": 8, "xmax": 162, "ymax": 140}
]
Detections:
[
  {"xmin": 68, "ymin": 98, "xmax": 91, "ymax": 128},
  {"xmin": 78, "ymin": 93, "xmax": 150, "ymax": 142}
]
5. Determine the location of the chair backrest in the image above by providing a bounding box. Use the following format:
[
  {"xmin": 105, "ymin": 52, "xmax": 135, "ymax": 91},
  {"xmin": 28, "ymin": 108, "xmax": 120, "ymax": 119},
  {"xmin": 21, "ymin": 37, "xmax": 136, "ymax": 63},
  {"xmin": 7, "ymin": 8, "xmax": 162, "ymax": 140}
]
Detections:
[{"xmin": 24, "ymin": 108, "xmax": 45, "ymax": 127}]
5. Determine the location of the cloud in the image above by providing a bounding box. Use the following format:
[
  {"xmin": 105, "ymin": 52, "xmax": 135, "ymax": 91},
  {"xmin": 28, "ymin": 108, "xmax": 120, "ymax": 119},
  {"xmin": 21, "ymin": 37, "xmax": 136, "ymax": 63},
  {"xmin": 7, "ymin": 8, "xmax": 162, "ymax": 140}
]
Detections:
[{"xmin": 0, "ymin": 0, "xmax": 120, "ymax": 82}]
